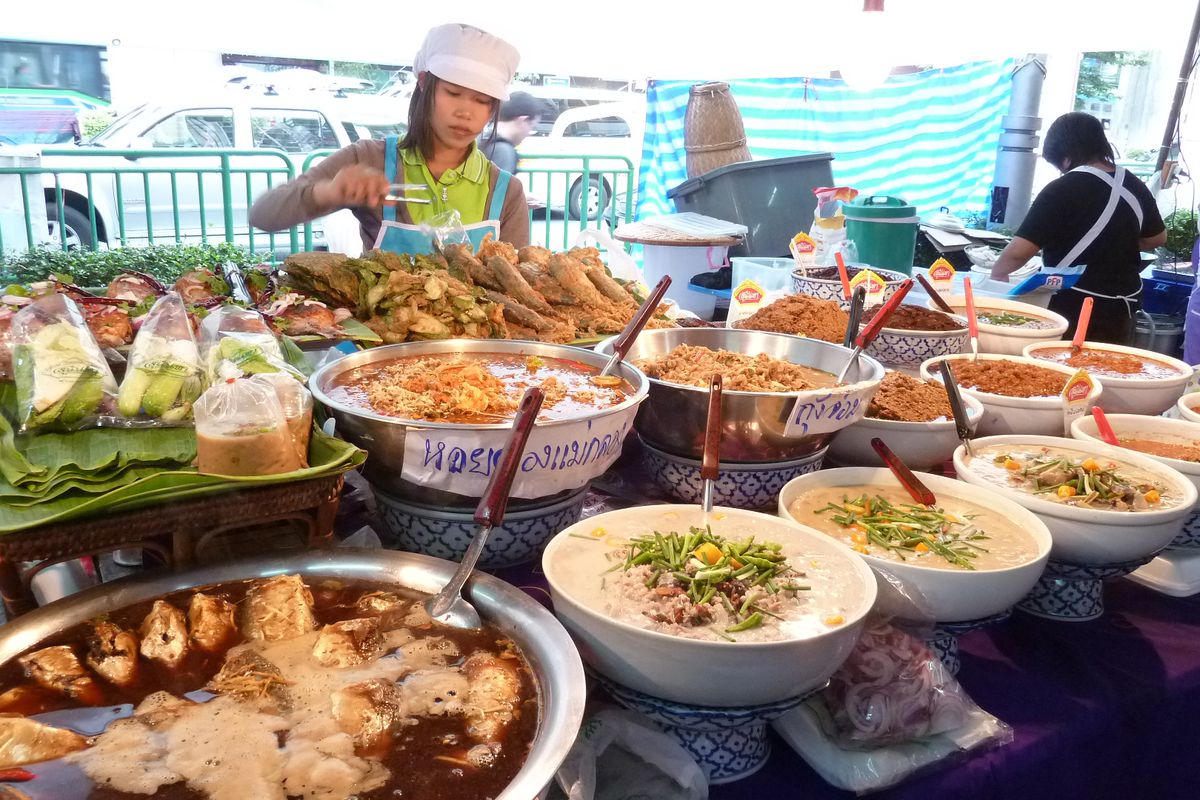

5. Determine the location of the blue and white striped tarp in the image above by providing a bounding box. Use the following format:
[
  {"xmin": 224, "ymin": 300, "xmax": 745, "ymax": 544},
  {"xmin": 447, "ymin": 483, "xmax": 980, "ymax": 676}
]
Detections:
[{"xmin": 636, "ymin": 60, "xmax": 1015, "ymax": 223}]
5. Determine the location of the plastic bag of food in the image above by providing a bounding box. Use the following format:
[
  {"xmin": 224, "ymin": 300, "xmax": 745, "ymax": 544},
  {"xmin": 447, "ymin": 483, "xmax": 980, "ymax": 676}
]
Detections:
[
  {"xmin": 116, "ymin": 292, "xmax": 203, "ymax": 424},
  {"xmin": 193, "ymin": 378, "xmax": 304, "ymax": 476},
  {"xmin": 810, "ymin": 186, "xmax": 859, "ymax": 265},
  {"xmin": 548, "ymin": 708, "xmax": 708, "ymax": 800},
  {"xmin": 248, "ymin": 372, "xmax": 313, "ymax": 467},
  {"xmin": 199, "ymin": 305, "xmax": 304, "ymax": 384},
  {"xmin": 11, "ymin": 293, "xmax": 119, "ymax": 432},
  {"xmin": 773, "ymin": 620, "xmax": 1013, "ymax": 794},
  {"xmin": 419, "ymin": 208, "xmax": 471, "ymax": 250}
]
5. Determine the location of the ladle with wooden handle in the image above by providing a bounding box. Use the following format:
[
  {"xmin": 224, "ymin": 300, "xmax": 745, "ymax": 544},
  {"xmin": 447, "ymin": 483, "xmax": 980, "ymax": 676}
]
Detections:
[{"xmin": 593, "ymin": 275, "xmax": 672, "ymax": 387}]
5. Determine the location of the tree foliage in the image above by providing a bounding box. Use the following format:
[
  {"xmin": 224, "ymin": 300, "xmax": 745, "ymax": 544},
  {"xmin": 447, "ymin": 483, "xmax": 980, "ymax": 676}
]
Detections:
[{"xmin": 1075, "ymin": 51, "xmax": 1152, "ymax": 109}]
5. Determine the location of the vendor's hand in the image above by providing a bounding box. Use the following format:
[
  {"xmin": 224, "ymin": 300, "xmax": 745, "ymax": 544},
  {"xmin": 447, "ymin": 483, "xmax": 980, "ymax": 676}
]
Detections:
[
  {"xmin": 313, "ymin": 165, "xmax": 389, "ymax": 209},
  {"xmin": 989, "ymin": 268, "xmax": 1010, "ymax": 283}
]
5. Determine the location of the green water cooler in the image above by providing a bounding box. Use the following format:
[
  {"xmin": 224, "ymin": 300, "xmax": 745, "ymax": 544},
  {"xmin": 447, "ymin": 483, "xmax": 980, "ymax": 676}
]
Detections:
[{"xmin": 843, "ymin": 196, "xmax": 919, "ymax": 275}]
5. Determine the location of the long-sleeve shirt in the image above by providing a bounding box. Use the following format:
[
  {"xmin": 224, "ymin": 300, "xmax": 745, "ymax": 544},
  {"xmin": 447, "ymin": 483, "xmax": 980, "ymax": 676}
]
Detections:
[{"xmin": 248, "ymin": 139, "xmax": 530, "ymax": 251}]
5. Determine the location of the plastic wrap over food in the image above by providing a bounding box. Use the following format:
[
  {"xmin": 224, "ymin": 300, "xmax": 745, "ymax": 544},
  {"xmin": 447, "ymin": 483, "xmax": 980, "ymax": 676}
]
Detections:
[
  {"xmin": 116, "ymin": 292, "xmax": 203, "ymax": 425},
  {"xmin": 199, "ymin": 305, "xmax": 304, "ymax": 384},
  {"xmin": 193, "ymin": 378, "xmax": 304, "ymax": 476},
  {"xmin": 12, "ymin": 294, "xmax": 119, "ymax": 433},
  {"xmin": 420, "ymin": 208, "xmax": 471, "ymax": 250}
]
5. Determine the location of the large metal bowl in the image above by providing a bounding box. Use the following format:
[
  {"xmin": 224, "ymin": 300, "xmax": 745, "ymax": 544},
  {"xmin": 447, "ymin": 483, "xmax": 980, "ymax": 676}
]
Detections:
[
  {"xmin": 0, "ymin": 550, "xmax": 586, "ymax": 800},
  {"xmin": 597, "ymin": 328, "xmax": 884, "ymax": 462},
  {"xmin": 309, "ymin": 340, "xmax": 649, "ymax": 506}
]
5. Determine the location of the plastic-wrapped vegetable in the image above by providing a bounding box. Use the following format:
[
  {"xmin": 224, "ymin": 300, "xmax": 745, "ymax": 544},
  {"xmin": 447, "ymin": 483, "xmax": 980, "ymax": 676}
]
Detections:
[
  {"xmin": 117, "ymin": 292, "xmax": 203, "ymax": 424},
  {"xmin": 199, "ymin": 305, "xmax": 304, "ymax": 384},
  {"xmin": 12, "ymin": 294, "xmax": 118, "ymax": 432}
]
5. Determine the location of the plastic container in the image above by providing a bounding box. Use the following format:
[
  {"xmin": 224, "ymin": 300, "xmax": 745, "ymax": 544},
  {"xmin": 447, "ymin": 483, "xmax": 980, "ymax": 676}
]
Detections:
[
  {"xmin": 667, "ymin": 153, "xmax": 835, "ymax": 258},
  {"xmin": 843, "ymin": 196, "xmax": 919, "ymax": 274},
  {"xmin": 641, "ymin": 243, "xmax": 728, "ymax": 319}
]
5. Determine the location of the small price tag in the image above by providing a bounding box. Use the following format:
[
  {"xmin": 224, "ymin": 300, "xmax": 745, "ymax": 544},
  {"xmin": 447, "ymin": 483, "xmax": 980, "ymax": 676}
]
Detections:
[
  {"xmin": 848, "ymin": 268, "xmax": 888, "ymax": 308},
  {"xmin": 1061, "ymin": 368, "xmax": 1095, "ymax": 436},
  {"xmin": 928, "ymin": 258, "xmax": 956, "ymax": 295},
  {"xmin": 789, "ymin": 232, "xmax": 817, "ymax": 269}
]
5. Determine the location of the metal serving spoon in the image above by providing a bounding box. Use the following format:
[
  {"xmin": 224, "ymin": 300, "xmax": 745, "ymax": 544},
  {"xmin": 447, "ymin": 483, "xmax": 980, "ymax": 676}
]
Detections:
[
  {"xmin": 593, "ymin": 275, "xmax": 672, "ymax": 387},
  {"xmin": 939, "ymin": 359, "xmax": 975, "ymax": 457},
  {"xmin": 843, "ymin": 285, "xmax": 867, "ymax": 349},
  {"xmin": 425, "ymin": 387, "xmax": 545, "ymax": 628},
  {"xmin": 701, "ymin": 373, "xmax": 723, "ymax": 518},
  {"xmin": 836, "ymin": 278, "xmax": 914, "ymax": 384}
]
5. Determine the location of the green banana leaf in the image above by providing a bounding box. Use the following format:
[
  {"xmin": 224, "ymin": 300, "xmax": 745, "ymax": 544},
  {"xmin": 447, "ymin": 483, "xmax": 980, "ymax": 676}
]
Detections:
[{"xmin": 0, "ymin": 426, "xmax": 364, "ymax": 533}]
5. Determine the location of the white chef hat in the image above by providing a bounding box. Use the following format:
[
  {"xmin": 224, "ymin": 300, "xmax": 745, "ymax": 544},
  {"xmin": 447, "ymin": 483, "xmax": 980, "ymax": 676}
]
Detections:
[{"xmin": 412, "ymin": 23, "xmax": 520, "ymax": 101}]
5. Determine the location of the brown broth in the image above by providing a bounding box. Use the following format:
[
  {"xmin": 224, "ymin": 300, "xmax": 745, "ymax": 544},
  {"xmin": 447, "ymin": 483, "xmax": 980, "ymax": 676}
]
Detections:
[
  {"xmin": 0, "ymin": 578, "xmax": 538, "ymax": 800},
  {"xmin": 1029, "ymin": 347, "xmax": 1185, "ymax": 380},
  {"xmin": 1119, "ymin": 437, "xmax": 1200, "ymax": 463},
  {"xmin": 328, "ymin": 353, "xmax": 632, "ymax": 423}
]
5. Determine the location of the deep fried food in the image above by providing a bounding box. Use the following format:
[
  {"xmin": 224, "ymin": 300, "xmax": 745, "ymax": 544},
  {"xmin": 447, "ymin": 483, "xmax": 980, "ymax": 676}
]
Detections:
[
  {"xmin": 519, "ymin": 263, "xmax": 578, "ymax": 305},
  {"xmin": 488, "ymin": 256, "xmax": 556, "ymax": 316},
  {"xmin": 477, "ymin": 235, "xmax": 519, "ymax": 267},
  {"xmin": 444, "ymin": 243, "xmax": 502, "ymax": 291},
  {"xmin": 483, "ymin": 289, "xmax": 554, "ymax": 332},
  {"xmin": 517, "ymin": 245, "xmax": 552, "ymax": 268},
  {"xmin": 584, "ymin": 264, "xmax": 636, "ymax": 308},
  {"xmin": 548, "ymin": 254, "xmax": 611, "ymax": 309}
]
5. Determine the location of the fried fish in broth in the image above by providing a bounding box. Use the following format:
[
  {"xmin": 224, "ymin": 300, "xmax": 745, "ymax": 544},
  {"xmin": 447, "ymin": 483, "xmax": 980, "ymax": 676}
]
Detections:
[
  {"xmin": 206, "ymin": 650, "xmax": 292, "ymax": 714},
  {"xmin": 240, "ymin": 574, "xmax": 317, "ymax": 642},
  {"xmin": 330, "ymin": 679, "xmax": 404, "ymax": 749},
  {"xmin": 18, "ymin": 646, "xmax": 102, "ymax": 704},
  {"xmin": 188, "ymin": 593, "xmax": 238, "ymax": 653},
  {"xmin": 0, "ymin": 714, "xmax": 88, "ymax": 768},
  {"xmin": 463, "ymin": 651, "xmax": 522, "ymax": 744},
  {"xmin": 139, "ymin": 600, "xmax": 190, "ymax": 669},
  {"xmin": 312, "ymin": 619, "xmax": 385, "ymax": 669},
  {"xmin": 85, "ymin": 621, "xmax": 140, "ymax": 688}
]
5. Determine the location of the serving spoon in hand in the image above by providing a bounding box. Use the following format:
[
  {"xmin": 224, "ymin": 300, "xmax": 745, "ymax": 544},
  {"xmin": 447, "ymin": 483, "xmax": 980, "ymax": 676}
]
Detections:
[{"xmin": 425, "ymin": 387, "xmax": 545, "ymax": 628}]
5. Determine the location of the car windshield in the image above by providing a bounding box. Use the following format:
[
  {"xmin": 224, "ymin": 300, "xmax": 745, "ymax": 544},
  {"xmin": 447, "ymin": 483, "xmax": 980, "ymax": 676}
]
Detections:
[
  {"xmin": 89, "ymin": 105, "xmax": 149, "ymax": 145},
  {"xmin": 342, "ymin": 121, "xmax": 407, "ymax": 142}
]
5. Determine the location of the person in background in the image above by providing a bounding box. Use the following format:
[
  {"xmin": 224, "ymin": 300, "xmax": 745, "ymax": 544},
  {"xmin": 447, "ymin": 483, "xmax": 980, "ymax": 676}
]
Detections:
[
  {"xmin": 480, "ymin": 91, "xmax": 545, "ymax": 174},
  {"xmin": 248, "ymin": 23, "xmax": 529, "ymax": 253},
  {"xmin": 991, "ymin": 112, "xmax": 1166, "ymax": 345}
]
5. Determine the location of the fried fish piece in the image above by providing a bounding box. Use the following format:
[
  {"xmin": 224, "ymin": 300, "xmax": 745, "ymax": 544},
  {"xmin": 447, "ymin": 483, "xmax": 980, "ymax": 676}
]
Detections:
[
  {"xmin": 482, "ymin": 289, "xmax": 554, "ymax": 333},
  {"xmin": 517, "ymin": 245, "xmax": 552, "ymax": 268},
  {"xmin": 188, "ymin": 593, "xmax": 238, "ymax": 654},
  {"xmin": 331, "ymin": 679, "xmax": 404, "ymax": 749},
  {"xmin": 477, "ymin": 235, "xmax": 519, "ymax": 267},
  {"xmin": 549, "ymin": 254, "xmax": 611, "ymax": 309},
  {"xmin": 518, "ymin": 263, "xmax": 578, "ymax": 306},
  {"xmin": 489, "ymin": 256, "xmax": 555, "ymax": 315},
  {"xmin": 85, "ymin": 622, "xmax": 140, "ymax": 689},
  {"xmin": 240, "ymin": 575, "xmax": 317, "ymax": 643},
  {"xmin": 139, "ymin": 600, "xmax": 190, "ymax": 670},
  {"xmin": 567, "ymin": 246, "xmax": 605, "ymax": 270},
  {"xmin": 0, "ymin": 715, "xmax": 88, "ymax": 768},
  {"xmin": 463, "ymin": 651, "xmax": 523, "ymax": 744},
  {"xmin": 207, "ymin": 650, "xmax": 292, "ymax": 713},
  {"xmin": 584, "ymin": 264, "xmax": 637, "ymax": 308},
  {"xmin": 312, "ymin": 619, "xmax": 385, "ymax": 669},
  {"xmin": 444, "ymin": 243, "xmax": 501, "ymax": 291},
  {"xmin": 18, "ymin": 646, "xmax": 102, "ymax": 704}
]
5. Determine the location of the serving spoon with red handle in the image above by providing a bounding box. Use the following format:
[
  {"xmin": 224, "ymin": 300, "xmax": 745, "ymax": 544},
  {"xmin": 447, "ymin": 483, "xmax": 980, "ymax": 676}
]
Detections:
[
  {"xmin": 1072, "ymin": 297, "xmax": 1095, "ymax": 353},
  {"xmin": 871, "ymin": 437, "xmax": 937, "ymax": 507},
  {"xmin": 963, "ymin": 277, "xmax": 979, "ymax": 361},
  {"xmin": 701, "ymin": 373, "xmax": 723, "ymax": 516},
  {"xmin": 426, "ymin": 387, "xmax": 545, "ymax": 628},
  {"xmin": 594, "ymin": 275, "xmax": 672, "ymax": 385},
  {"xmin": 1091, "ymin": 406, "xmax": 1121, "ymax": 446},
  {"xmin": 916, "ymin": 272, "xmax": 956, "ymax": 314},
  {"xmin": 835, "ymin": 278, "xmax": 914, "ymax": 383}
]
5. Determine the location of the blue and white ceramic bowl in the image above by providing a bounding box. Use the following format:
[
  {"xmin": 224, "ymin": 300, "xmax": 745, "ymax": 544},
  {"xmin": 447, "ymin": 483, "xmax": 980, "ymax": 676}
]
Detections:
[
  {"xmin": 863, "ymin": 316, "xmax": 968, "ymax": 369},
  {"xmin": 791, "ymin": 266, "xmax": 909, "ymax": 303},
  {"xmin": 641, "ymin": 437, "xmax": 826, "ymax": 510},
  {"xmin": 373, "ymin": 485, "xmax": 588, "ymax": 569}
]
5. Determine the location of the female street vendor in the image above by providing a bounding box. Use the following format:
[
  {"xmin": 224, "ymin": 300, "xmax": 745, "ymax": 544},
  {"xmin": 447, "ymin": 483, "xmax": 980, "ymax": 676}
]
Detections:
[{"xmin": 248, "ymin": 23, "xmax": 530, "ymax": 253}]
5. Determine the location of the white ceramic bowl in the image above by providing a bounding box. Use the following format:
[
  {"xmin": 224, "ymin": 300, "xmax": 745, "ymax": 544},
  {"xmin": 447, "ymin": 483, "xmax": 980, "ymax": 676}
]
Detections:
[
  {"xmin": 1023, "ymin": 340, "xmax": 1191, "ymax": 416},
  {"xmin": 542, "ymin": 505, "xmax": 877, "ymax": 707},
  {"xmin": 1178, "ymin": 392, "xmax": 1200, "ymax": 423},
  {"xmin": 861, "ymin": 313, "xmax": 969, "ymax": 369},
  {"xmin": 777, "ymin": 468, "xmax": 1052, "ymax": 622},
  {"xmin": 953, "ymin": 434, "xmax": 1197, "ymax": 565},
  {"xmin": 920, "ymin": 353, "xmax": 1104, "ymax": 437},
  {"xmin": 827, "ymin": 391, "xmax": 984, "ymax": 470},
  {"xmin": 926, "ymin": 295, "xmax": 1069, "ymax": 355}
]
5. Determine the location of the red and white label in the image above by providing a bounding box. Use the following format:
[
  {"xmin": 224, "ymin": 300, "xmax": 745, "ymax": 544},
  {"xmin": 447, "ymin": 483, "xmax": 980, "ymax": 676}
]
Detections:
[{"xmin": 1061, "ymin": 369, "xmax": 1095, "ymax": 436}]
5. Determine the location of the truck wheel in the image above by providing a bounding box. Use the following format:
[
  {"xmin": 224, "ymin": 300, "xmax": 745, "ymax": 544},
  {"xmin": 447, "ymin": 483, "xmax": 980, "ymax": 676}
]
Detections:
[
  {"xmin": 46, "ymin": 205, "xmax": 94, "ymax": 250},
  {"xmin": 568, "ymin": 177, "xmax": 610, "ymax": 221}
]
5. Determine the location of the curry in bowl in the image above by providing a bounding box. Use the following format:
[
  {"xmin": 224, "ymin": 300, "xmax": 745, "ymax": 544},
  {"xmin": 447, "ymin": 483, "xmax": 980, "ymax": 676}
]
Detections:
[{"xmin": 1027, "ymin": 346, "xmax": 1188, "ymax": 382}]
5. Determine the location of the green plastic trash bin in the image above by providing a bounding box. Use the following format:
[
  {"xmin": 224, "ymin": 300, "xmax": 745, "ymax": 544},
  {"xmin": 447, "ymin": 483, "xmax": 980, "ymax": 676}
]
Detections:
[{"xmin": 843, "ymin": 196, "xmax": 919, "ymax": 275}]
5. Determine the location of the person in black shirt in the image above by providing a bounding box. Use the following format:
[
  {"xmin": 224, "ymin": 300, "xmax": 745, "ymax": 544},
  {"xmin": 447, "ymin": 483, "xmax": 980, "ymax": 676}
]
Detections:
[
  {"xmin": 479, "ymin": 91, "xmax": 545, "ymax": 174},
  {"xmin": 991, "ymin": 112, "xmax": 1166, "ymax": 345}
]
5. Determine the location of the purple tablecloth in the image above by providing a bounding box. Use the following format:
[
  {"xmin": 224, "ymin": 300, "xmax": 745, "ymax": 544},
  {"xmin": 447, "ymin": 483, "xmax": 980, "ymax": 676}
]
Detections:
[{"xmin": 494, "ymin": 549, "xmax": 1200, "ymax": 800}]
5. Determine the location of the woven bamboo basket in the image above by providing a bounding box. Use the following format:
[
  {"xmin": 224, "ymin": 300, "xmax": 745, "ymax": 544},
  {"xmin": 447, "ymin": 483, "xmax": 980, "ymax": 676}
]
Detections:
[{"xmin": 684, "ymin": 82, "xmax": 752, "ymax": 178}]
